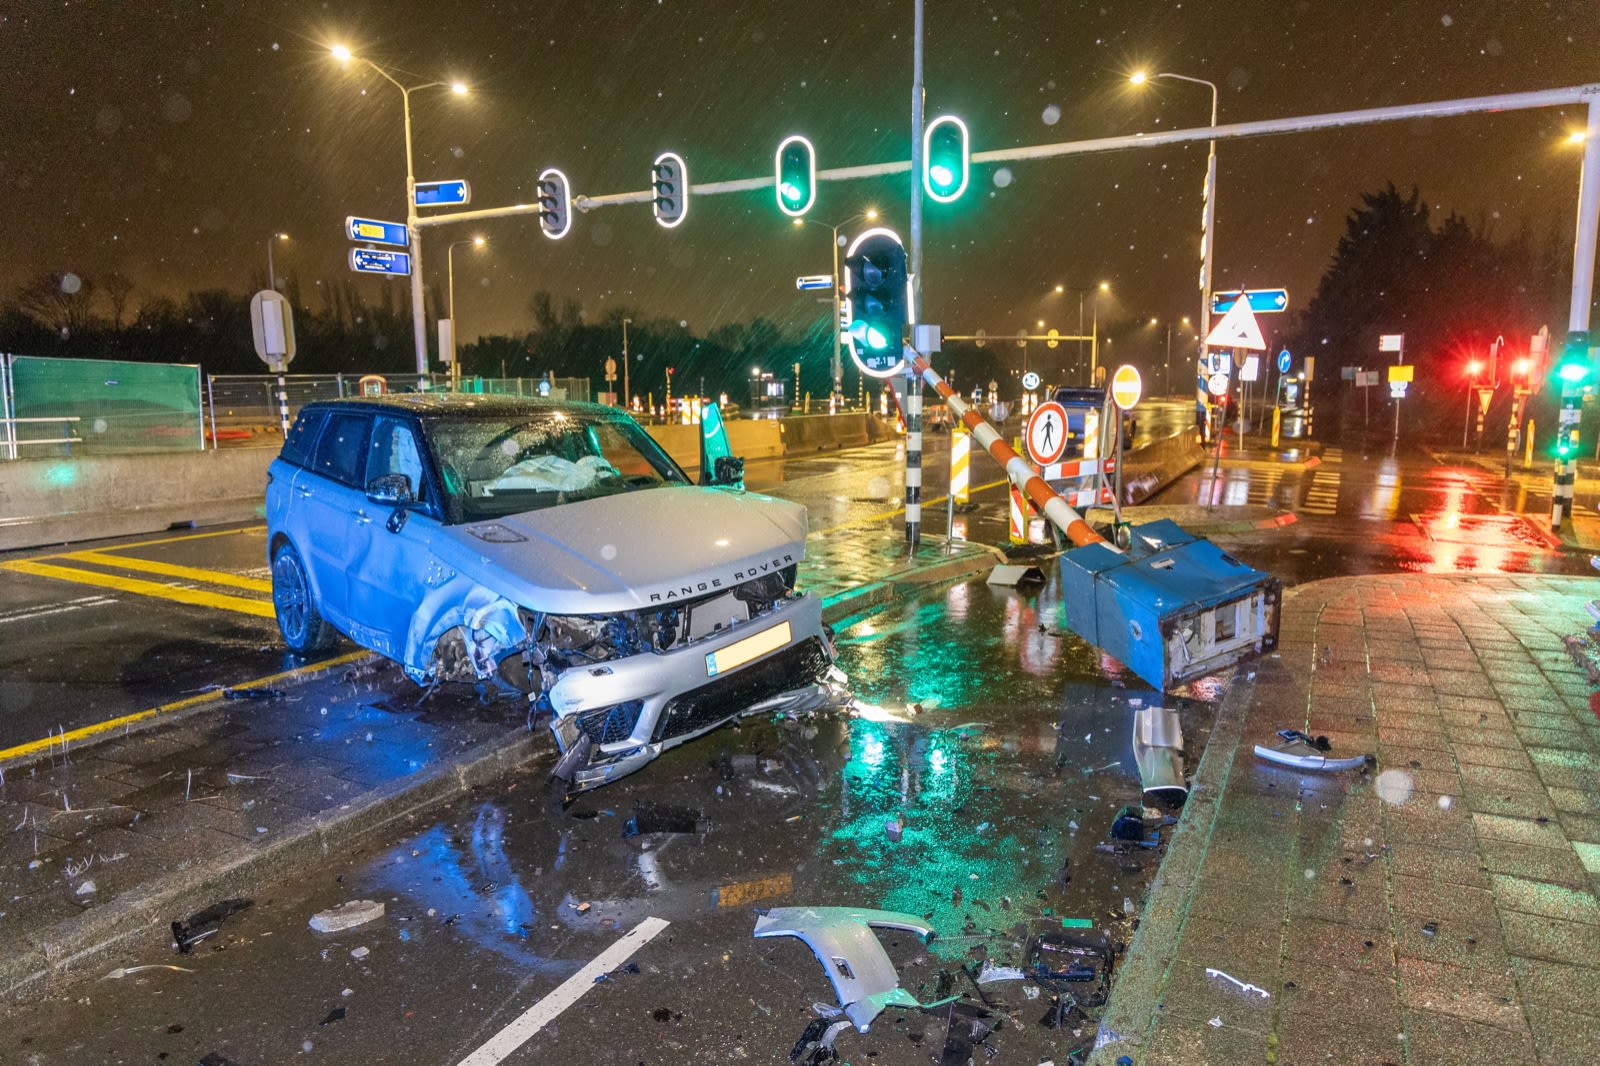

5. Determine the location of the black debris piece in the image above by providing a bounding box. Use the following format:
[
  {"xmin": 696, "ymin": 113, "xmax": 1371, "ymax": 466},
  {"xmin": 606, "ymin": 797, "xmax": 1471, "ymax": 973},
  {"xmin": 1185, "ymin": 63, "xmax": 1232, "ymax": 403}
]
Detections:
[
  {"xmin": 1421, "ymin": 921, "xmax": 1439, "ymax": 938},
  {"xmin": 320, "ymin": 1007, "xmax": 346, "ymax": 1025},
  {"xmin": 932, "ymin": 1000, "xmax": 995, "ymax": 1066},
  {"xmin": 623, "ymin": 802, "xmax": 701, "ymax": 837},
  {"xmin": 790, "ymin": 1017, "xmax": 851, "ymax": 1064},
  {"xmin": 167, "ymin": 1024, "xmax": 185, "ymax": 1034},
  {"xmin": 197, "ymin": 1054, "xmax": 240, "ymax": 1066},
  {"xmin": 222, "ymin": 687, "xmax": 285, "ymax": 701},
  {"xmin": 172, "ymin": 898, "xmax": 253, "ymax": 954}
]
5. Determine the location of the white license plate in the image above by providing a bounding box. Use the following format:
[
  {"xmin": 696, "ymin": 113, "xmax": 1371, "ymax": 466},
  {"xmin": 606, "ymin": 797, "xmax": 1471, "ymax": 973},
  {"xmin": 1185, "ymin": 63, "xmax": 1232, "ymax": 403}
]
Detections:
[{"xmin": 706, "ymin": 621, "xmax": 791, "ymax": 677}]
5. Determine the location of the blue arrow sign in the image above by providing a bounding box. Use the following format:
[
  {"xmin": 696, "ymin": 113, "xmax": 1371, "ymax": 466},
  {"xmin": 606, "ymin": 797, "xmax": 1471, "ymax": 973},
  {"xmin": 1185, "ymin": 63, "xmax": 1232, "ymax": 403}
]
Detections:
[
  {"xmin": 349, "ymin": 248, "xmax": 411, "ymax": 276},
  {"xmin": 1211, "ymin": 288, "xmax": 1290, "ymax": 314},
  {"xmin": 1277, "ymin": 348, "xmax": 1292, "ymax": 374},
  {"xmin": 345, "ymin": 216, "xmax": 408, "ymax": 247},
  {"xmin": 414, "ymin": 179, "xmax": 471, "ymax": 207}
]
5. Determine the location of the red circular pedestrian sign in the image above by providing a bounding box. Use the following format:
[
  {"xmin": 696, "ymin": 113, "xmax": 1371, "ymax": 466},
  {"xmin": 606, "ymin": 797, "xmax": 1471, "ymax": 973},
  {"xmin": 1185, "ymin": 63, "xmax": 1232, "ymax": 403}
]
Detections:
[
  {"xmin": 1110, "ymin": 365, "xmax": 1143, "ymax": 410},
  {"xmin": 1025, "ymin": 401, "xmax": 1069, "ymax": 466}
]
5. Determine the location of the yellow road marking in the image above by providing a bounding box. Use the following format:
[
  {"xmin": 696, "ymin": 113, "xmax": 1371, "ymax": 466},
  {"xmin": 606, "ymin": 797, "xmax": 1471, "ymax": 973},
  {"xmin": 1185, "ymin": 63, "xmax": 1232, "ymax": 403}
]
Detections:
[
  {"xmin": 0, "ymin": 651, "xmax": 370, "ymax": 766},
  {"xmin": 11, "ymin": 524, "xmax": 267, "ymax": 565},
  {"xmin": 0, "ymin": 559, "xmax": 276, "ymax": 618},
  {"xmin": 810, "ymin": 476, "xmax": 1008, "ymax": 536},
  {"xmin": 711, "ymin": 871, "xmax": 793, "ymax": 908},
  {"xmin": 59, "ymin": 549, "xmax": 273, "ymax": 593}
]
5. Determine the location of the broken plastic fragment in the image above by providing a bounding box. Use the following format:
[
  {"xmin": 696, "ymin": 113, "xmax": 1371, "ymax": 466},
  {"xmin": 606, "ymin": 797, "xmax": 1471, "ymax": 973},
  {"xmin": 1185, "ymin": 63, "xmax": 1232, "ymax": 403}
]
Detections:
[
  {"xmin": 752, "ymin": 906, "xmax": 958, "ymax": 1032},
  {"xmin": 309, "ymin": 899, "xmax": 385, "ymax": 933},
  {"xmin": 172, "ymin": 898, "xmax": 253, "ymax": 954},
  {"xmin": 1205, "ymin": 967, "xmax": 1270, "ymax": 999},
  {"xmin": 1254, "ymin": 729, "xmax": 1374, "ymax": 772},
  {"xmin": 1132, "ymin": 706, "xmax": 1187, "ymax": 801}
]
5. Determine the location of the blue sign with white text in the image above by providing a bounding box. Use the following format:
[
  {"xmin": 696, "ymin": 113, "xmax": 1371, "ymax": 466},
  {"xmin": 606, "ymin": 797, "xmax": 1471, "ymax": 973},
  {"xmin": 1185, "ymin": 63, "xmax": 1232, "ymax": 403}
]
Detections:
[
  {"xmin": 349, "ymin": 248, "xmax": 411, "ymax": 276},
  {"xmin": 1211, "ymin": 288, "xmax": 1290, "ymax": 314},
  {"xmin": 345, "ymin": 216, "xmax": 409, "ymax": 247},
  {"xmin": 414, "ymin": 179, "xmax": 471, "ymax": 207}
]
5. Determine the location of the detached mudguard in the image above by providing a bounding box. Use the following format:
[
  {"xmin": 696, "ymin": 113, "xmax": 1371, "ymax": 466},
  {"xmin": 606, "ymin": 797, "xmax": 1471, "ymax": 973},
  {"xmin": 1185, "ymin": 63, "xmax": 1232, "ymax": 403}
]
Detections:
[
  {"xmin": 753, "ymin": 906, "xmax": 957, "ymax": 1032},
  {"xmin": 1058, "ymin": 519, "xmax": 1280, "ymax": 691}
]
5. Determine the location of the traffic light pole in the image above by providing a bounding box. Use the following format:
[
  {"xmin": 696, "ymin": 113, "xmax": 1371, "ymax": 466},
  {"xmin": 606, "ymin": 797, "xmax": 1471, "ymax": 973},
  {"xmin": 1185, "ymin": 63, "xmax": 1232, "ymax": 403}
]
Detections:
[
  {"xmin": 904, "ymin": 0, "xmax": 926, "ymax": 552},
  {"xmin": 1554, "ymin": 97, "xmax": 1600, "ymax": 532}
]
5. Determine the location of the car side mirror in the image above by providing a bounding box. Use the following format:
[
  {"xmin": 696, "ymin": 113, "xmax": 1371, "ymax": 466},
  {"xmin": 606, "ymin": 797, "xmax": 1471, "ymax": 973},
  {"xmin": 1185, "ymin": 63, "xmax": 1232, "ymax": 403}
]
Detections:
[
  {"xmin": 366, "ymin": 473, "xmax": 417, "ymax": 533},
  {"xmin": 366, "ymin": 473, "xmax": 415, "ymax": 506}
]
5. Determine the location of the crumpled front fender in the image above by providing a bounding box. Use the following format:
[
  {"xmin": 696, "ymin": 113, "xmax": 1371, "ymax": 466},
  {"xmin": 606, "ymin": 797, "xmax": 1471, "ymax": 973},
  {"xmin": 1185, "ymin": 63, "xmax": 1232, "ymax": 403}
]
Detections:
[{"xmin": 402, "ymin": 572, "xmax": 530, "ymax": 686}]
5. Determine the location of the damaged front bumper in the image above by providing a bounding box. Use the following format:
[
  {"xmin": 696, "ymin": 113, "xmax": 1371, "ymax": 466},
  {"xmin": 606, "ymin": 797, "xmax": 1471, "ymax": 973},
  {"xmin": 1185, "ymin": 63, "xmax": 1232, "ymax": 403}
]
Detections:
[{"xmin": 548, "ymin": 593, "xmax": 835, "ymax": 791}]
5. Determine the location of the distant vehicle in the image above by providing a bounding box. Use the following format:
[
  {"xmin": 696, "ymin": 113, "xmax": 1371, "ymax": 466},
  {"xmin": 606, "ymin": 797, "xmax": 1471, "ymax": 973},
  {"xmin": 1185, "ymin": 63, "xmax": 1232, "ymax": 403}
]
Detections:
[
  {"xmin": 265, "ymin": 395, "xmax": 836, "ymax": 793},
  {"xmin": 1049, "ymin": 386, "xmax": 1136, "ymax": 455}
]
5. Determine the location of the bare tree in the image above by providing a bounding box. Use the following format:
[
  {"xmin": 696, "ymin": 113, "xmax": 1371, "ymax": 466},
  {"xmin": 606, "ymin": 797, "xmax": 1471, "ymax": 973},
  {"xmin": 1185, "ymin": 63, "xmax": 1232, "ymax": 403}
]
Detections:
[
  {"xmin": 103, "ymin": 272, "xmax": 134, "ymax": 331},
  {"xmin": 16, "ymin": 271, "xmax": 98, "ymax": 337}
]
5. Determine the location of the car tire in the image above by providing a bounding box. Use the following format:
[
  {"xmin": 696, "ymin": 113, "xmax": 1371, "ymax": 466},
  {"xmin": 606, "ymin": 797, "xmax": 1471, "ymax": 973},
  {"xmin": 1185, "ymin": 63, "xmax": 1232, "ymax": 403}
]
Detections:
[{"xmin": 271, "ymin": 542, "xmax": 337, "ymax": 656}]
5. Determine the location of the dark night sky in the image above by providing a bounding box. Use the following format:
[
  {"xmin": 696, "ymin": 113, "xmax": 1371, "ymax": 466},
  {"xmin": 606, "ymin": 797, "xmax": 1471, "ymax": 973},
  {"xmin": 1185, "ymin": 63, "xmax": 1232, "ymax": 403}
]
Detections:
[{"xmin": 2, "ymin": 1, "xmax": 1596, "ymax": 367}]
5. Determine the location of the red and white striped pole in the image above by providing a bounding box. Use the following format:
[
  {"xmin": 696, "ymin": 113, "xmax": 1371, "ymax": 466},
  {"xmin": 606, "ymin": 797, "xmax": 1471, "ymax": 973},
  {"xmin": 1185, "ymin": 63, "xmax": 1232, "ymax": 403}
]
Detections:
[{"xmin": 909, "ymin": 355, "xmax": 1111, "ymax": 550}]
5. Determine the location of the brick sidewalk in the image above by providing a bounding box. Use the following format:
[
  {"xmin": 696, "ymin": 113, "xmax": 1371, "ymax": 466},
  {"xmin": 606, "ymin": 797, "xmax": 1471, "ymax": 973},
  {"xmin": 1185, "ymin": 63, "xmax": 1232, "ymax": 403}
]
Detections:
[{"xmin": 1094, "ymin": 574, "xmax": 1600, "ymax": 1066}]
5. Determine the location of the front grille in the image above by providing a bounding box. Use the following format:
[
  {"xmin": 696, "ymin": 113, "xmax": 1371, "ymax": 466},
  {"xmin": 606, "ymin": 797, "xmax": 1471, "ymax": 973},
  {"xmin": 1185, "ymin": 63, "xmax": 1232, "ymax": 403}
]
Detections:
[
  {"xmin": 576, "ymin": 699, "xmax": 644, "ymax": 745},
  {"xmin": 653, "ymin": 637, "xmax": 829, "ymax": 743}
]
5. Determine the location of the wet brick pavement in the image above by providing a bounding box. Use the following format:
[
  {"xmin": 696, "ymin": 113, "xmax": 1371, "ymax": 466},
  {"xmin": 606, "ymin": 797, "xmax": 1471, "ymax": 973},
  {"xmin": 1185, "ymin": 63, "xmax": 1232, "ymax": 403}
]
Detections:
[{"xmin": 1093, "ymin": 574, "xmax": 1600, "ymax": 1066}]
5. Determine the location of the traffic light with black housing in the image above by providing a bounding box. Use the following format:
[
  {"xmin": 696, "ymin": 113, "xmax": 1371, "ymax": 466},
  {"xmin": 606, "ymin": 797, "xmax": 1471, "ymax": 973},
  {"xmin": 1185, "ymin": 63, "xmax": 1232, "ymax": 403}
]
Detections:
[
  {"xmin": 1554, "ymin": 330, "xmax": 1591, "ymax": 460},
  {"xmin": 843, "ymin": 227, "xmax": 910, "ymax": 377},
  {"xmin": 537, "ymin": 168, "xmax": 571, "ymax": 240},
  {"xmin": 774, "ymin": 135, "xmax": 815, "ymax": 217},
  {"xmin": 652, "ymin": 152, "xmax": 688, "ymax": 229},
  {"xmin": 922, "ymin": 115, "xmax": 970, "ymax": 203}
]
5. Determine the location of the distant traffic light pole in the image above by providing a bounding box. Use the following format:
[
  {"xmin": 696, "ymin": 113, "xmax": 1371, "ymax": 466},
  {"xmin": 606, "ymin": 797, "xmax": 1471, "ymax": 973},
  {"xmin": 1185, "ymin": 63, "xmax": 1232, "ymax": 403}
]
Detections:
[
  {"xmin": 794, "ymin": 211, "xmax": 877, "ymax": 405},
  {"xmin": 1554, "ymin": 99, "xmax": 1600, "ymax": 531}
]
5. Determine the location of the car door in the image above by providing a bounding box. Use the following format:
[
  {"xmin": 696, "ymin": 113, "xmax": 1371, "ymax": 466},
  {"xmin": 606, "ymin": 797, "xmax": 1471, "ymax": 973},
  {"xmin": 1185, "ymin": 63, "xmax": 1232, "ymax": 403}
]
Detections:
[
  {"xmin": 299, "ymin": 410, "xmax": 373, "ymax": 631},
  {"xmin": 344, "ymin": 415, "xmax": 439, "ymax": 662}
]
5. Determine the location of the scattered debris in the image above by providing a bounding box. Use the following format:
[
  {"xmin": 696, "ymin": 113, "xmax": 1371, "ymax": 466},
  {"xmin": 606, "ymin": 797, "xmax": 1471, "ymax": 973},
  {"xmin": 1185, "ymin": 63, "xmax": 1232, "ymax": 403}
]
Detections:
[
  {"xmin": 198, "ymin": 1053, "xmax": 242, "ymax": 1066},
  {"xmin": 1254, "ymin": 729, "xmax": 1375, "ymax": 772},
  {"xmin": 320, "ymin": 1007, "xmax": 346, "ymax": 1025},
  {"xmin": 102, "ymin": 964, "xmax": 195, "ymax": 980},
  {"xmin": 1209, "ymin": 1016, "xmax": 1224, "ymax": 1028},
  {"xmin": 623, "ymin": 802, "xmax": 700, "ymax": 837},
  {"xmin": 753, "ymin": 906, "xmax": 958, "ymax": 1032},
  {"xmin": 172, "ymin": 898, "xmax": 253, "ymax": 954},
  {"xmin": 1132, "ymin": 706, "xmax": 1187, "ymax": 802},
  {"xmin": 1421, "ymin": 921, "xmax": 1439, "ymax": 938},
  {"xmin": 1108, "ymin": 806, "xmax": 1161, "ymax": 848},
  {"xmin": 309, "ymin": 899, "xmax": 386, "ymax": 933},
  {"xmin": 933, "ymin": 1000, "xmax": 996, "ymax": 1065},
  {"xmin": 884, "ymin": 817, "xmax": 903, "ymax": 843},
  {"xmin": 1205, "ymin": 967, "xmax": 1271, "ymax": 999},
  {"xmin": 222, "ymin": 687, "xmax": 286, "ymax": 701},
  {"xmin": 351, "ymin": 946, "xmax": 370, "ymax": 960},
  {"xmin": 976, "ymin": 961, "xmax": 1027, "ymax": 984},
  {"xmin": 987, "ymin": 563, "xmax": 1045, "ymax": 587},
  {"xmin": 75, "ymin": 879, "xmax": 97, "ymax": 896},
  {"xmin": 790, "ymin": 1016, "xmax": 852, "ymax": 1065}
]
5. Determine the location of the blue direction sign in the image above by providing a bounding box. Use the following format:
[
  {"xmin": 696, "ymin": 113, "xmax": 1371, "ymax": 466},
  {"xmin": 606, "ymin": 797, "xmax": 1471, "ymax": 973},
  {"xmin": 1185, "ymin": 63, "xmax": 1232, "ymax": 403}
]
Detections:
[
  {"xmin": 1211, "ymin": 288, "xmax": 1290, "ymax": 314},
  {"xmin": 795, "ymin": 274, "xmax": 834, "ymax": 291},
  {"xmin": 1277, "ymin": 348, "xmax": 1292, "ymax": 374},
  {"xmin": 345, "ymin": 216, "xmax": 408, "ymax": 247},
  {"xmin": 349, "ymin": 248, "xmax": 411, "ymax": 276},
  {"xmin": 414, "ymin": 179, "xmax": 471, "ymax": 207}
]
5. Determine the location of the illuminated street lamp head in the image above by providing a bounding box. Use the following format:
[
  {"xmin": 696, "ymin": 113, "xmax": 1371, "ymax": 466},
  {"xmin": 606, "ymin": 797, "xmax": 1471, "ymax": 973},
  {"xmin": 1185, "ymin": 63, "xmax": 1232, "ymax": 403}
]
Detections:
[
  {"xmin": 1149, "ymin": 317, "xmax": 1159, "ymax": 326},
  {"xmin": 1129, "ymin": 70, "xmax": 1148, "ymax": 85},
  {"xmin": 331, "ymin": 44, "xmax": 352, "ymax": 63},
  {"xmin": 792, "ymin": 217, "xmax": 804, "ymax": 228},
  {"xmin": 275, "ymin": 232, "xmax": 289, "ymax": 241},
  {"xmin": 865, "ymin": 209, "xmax": 878, "ymax": 220},
  {"xmin": 1569, "ymin": 131, "xmax": 1587, "ymax": 145},
  {"xmin": 1099, "ymin": 281, "xmax": 1110, "ymax": 292},
  {"xmin": 451, "ymin": 81, "xmax": 469, "ymax": 96},
  {"xmin": 1054, "ymin": 284, "xmax": 1065, "ymax": 294},
  {"xmin": 473, "ymin": 235, "xmax": 486, "ymax": 248}
]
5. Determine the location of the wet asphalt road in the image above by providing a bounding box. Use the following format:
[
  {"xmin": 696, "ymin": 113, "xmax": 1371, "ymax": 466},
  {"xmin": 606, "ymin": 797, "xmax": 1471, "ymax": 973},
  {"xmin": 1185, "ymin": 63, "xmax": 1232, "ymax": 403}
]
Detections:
[{"xmin": 7, "ymin": 562, "xmax": 1208, "ymax": 1065}]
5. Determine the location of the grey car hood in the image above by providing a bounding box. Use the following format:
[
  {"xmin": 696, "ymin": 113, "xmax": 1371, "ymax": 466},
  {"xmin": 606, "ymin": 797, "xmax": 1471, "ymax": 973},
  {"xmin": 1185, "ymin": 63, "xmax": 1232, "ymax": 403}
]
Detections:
[{"xmin": 437, "ymin": 485, "xmax": 809, "ymax": 615}]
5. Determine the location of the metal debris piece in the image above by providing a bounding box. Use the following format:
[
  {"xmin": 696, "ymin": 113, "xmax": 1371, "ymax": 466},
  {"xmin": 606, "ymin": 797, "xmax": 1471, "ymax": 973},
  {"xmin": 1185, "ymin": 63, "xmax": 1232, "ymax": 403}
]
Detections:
[
  {"xmin": 172, "ymin": 898, "xmax": 253, "ymax": 954},
  {"xmin": 753, "ymin": 906, "xmax": 958, "ymax": 1032},
  {"xmin": 790, "ymin": 1017, "xmax": 852, "ymax": 1064},
  {"xmin": 623, "ymin": 802, "xmax": 700, "ymax": 837},
  {"xmin": 222, "ymin": 687, "xmax": 285, "ymax": 701},
  {"xmin": 102, "ymin": 964, "xmax": 195, "ymax": 979},
  {"xmin": 309, "ymin": 899, "xmax": 386, "ymax": 933},
  {"xmin": 1132, "ymin": 706, "xmax": 1187, "ymax": 802},
  {"xmin": 1253, "ymin": 729, "xmax": 1374, "ymax": 772}
]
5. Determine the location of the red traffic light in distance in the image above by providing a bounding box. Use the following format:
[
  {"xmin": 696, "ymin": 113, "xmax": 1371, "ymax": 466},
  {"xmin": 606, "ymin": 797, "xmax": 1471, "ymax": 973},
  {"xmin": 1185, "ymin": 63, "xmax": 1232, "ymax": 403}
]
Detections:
[{"xmin": 1466, "ymin": 360, "xmax": 1483, "ymax": 378}]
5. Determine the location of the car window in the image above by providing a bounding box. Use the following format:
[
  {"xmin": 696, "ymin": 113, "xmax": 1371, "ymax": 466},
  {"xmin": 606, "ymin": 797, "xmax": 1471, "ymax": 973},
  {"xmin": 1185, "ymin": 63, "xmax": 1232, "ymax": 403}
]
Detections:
[
  {"xmin": 310, "ymin": 412, "xmax": 372, "ymax": 488},
  {"xmin": 365, "ymin": 416, "xmax": 428, "ymax": 504},
  {"xmin": 427, "ymin": 410, "xmax": 688, "ymax": 523},
  {"xmin": 281, "ymin": 410, "xmax": 325, "ymax": 469}
]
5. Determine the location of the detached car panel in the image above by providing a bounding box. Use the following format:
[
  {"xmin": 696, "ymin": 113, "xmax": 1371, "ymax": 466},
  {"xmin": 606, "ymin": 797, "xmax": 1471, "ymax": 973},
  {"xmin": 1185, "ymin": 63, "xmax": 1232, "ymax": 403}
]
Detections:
[{"xmin": 265, "ymin": 395, "xmax": 836, "ymax": 791}]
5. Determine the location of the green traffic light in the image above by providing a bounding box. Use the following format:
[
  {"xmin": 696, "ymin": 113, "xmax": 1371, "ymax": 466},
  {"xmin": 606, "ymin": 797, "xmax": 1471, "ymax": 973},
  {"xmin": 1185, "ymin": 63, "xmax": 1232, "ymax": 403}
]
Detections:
[
  {"xmin": 922, "ymin": 115, "xmax": 970, "ymax": 203},
  {"xmin": 774, "ymin": 134, "xmax": 815, "ymax": 217},
  {"xmin": 1557, "ymin": 359, "xmax": 1590, "ymax": 384}
]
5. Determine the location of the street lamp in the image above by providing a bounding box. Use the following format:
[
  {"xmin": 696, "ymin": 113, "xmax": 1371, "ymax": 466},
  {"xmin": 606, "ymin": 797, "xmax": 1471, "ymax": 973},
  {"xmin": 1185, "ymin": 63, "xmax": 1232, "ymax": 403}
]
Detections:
[
  {"xmin": 622, "ymin": 317, "xmax": 633, "ymax": 410},
  {"xmin": 1050, "ymin": 281, "xmax": 1108, "ymax": 382},
  {"xmin": 445, "ymin": 235, "xmax": 486, "ymax": 390},
  {"xmin": 1091, "ymin": 281, "xmax": 1110, "ymax": 383},
  {"xmin": 331, "ymin": 43, "xmax": 470, "ymax": 382},
  {"xmin": 265, "ymin": 232, "xmax": 289, "ymax": 291},
  {"xmin": 793, "ymin": 208, "xmax": 878, "ymax": 406},
  {"xmin": 1131, "ymin": 69, "xmax": 1220, "ymax": 408}
]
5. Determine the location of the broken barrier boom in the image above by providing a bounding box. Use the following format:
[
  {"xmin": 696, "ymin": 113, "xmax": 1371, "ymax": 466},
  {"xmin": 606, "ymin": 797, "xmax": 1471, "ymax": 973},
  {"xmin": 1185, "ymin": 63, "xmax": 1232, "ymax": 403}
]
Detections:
[{"xmin": 911, "ymin": 355, "xmax": 1281, "ymax": 690}]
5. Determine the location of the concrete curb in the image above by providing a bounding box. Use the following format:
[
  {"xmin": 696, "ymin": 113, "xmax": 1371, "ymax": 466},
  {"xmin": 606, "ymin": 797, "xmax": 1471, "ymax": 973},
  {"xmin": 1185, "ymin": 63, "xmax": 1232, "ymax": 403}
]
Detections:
[
  {"xmin": 1087, "ymin": 631, "xmax": 1264, "ymax": 1064},
  {"xmin": 820, "ymin": 543, "xmax": 1007, "ymax": 626},
  {"xmin": 1, "ymin": 727, "xmax": 548, "ymax": 1004}
]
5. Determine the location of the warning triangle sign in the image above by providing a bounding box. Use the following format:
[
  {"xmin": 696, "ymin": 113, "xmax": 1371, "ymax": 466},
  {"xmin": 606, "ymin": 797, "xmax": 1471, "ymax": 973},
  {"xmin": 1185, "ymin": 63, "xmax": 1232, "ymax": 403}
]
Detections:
[{"xmin": 1204, "ymin": 295, "xmax": 1267, "ymax": 351}]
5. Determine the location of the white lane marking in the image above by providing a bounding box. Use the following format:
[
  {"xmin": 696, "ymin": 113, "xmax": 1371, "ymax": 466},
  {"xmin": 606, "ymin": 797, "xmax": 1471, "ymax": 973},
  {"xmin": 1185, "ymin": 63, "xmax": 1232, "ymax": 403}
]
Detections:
[
  {"xmin": 0, "ymin": 595, "xmax": 117, "ymax": 626},
  {"xmin": 456, "ymin": 916, "xmax": 671, "ymax": 1066}
]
